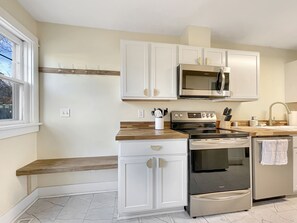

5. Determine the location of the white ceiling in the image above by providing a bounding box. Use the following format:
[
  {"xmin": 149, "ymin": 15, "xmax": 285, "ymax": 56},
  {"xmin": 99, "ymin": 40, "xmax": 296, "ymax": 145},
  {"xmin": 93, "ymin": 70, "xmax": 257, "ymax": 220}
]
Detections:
[{"xmin": 18, "ymin": 0, "xmax": 297, "ymax": 50}]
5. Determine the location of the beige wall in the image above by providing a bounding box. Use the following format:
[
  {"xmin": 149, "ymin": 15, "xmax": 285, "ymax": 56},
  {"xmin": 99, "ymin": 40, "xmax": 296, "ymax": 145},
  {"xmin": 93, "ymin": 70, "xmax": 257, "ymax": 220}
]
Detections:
[
  {"xmin": 0, "ymin": 0, "xmax": 37, "ymax": 35},
  {"xmin": 0, "ymin": 0, "xmax": 38, "ymax": 217},
  {"xmin": 37, "ymin": 22, "xmax": 297, "ymax": 187},
  {"xmin": 0, "ymin": 133, "xmax": 37, "ymax": 216}
]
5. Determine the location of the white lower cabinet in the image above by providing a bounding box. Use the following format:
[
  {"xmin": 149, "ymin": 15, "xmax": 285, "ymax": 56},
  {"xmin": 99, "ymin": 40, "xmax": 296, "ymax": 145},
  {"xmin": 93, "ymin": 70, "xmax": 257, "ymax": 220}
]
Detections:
[
  {"xmin": 118, "ymin": 139, "xmax": 187, "ymax": 218},
  {"xmin": 293, "ymin": 136, "xmax": 297, "ymax": 192},
  {"xmin": 119, "ymin": 157, "xmax": 153, "ymax": 213}
]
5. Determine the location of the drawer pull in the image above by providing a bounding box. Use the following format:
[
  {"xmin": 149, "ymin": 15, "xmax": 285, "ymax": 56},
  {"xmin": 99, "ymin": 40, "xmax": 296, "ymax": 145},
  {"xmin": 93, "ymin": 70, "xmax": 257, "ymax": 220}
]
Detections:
[
  {"xmin": 153, "ymin": 88, "xmax": 159, "ymax": 96},
  {"xmin": 159, "ymin": 158, "xmax": 167, "ymax": 168},
  {"xmin": 151, "ymin": 145, "xmax": 162, "ymax": 151},
  {"xmin": 146, "ymin": 158, "xmax": 153, "ymax": 168}
]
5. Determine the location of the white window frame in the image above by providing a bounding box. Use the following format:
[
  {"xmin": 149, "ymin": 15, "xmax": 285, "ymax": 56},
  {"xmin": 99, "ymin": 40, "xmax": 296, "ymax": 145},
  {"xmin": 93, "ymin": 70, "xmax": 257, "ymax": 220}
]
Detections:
[{"xmin": 0, "ymin": 7, "xmax": 40, "ymax": 139}]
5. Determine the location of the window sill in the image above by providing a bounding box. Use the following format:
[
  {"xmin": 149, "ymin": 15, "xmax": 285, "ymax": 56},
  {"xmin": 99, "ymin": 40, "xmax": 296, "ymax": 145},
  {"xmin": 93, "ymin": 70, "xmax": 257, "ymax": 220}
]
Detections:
[{"xmin": 0, "ymin": 123, "xmax": 42, "ymax": 140}]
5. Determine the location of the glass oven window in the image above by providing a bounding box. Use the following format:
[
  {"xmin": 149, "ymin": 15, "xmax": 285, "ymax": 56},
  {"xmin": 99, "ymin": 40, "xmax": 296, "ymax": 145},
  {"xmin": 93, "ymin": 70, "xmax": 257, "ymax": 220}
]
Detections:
[{"xmin": 189, "ymin": 147, "xmax": 250, "ymax": 195}]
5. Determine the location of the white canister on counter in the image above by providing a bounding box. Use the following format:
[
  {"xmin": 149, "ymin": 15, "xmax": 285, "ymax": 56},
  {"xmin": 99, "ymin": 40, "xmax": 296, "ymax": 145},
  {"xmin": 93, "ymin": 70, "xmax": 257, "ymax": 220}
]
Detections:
[
  {"xmin": 249, "ymin": 116, "xmax": 258, "ymax": 127},
  {"xmin": 288, "ymin": 111, "xmax": 297, "ymax": 126},
  {"xmin": 155, "ymin": 117, "xmax": 164, "ymax": 130}
]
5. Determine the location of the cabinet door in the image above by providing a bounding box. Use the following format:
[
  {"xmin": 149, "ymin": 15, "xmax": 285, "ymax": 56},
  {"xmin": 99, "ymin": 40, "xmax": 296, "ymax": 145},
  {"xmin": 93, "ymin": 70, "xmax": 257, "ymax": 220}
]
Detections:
[
  {"xmin": 121, "ymin": 40, "xmax": 149, "ymax": 99},
  {"xmin": 178, "ymin": 45, "xmax": 203, "ymax": 65},
  {"xmin": 227, "ymin": 50, "xmax": 259, "ymax": 101},
  {"xmin": 156, "ymin": 155, "xmax": 187, "ymax": 209},
  {"xmin": 204, "ymin": 48, "xmax": 226, "ymax": 66},
  {"xmin": 294, "ymin": 149, "xmax": 297, "ymax": 192},
  {"xmin": 285, "ymin": 61, "xmax": 297, "ymax": 103},
  {"xmin": 151, "ymin": 43, "xmax": 177, "ymax": 99},
  {"xmin": 119, "ymin": 157, "xmax": 153, "ymax": 213}
]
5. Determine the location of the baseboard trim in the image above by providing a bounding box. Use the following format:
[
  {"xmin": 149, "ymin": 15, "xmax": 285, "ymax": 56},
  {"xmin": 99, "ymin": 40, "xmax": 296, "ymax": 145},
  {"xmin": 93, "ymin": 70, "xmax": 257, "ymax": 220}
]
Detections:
[
  {"xmin": 0, "ymin": 189, "xmax": 38, "ymax": 223},
  {"xmin": 38, "ymin": 181, "xmax": 118, "ymax": 198},
  {"xmin": 0, "ymin": 181, "xmax": 117, "ymax": 223}
]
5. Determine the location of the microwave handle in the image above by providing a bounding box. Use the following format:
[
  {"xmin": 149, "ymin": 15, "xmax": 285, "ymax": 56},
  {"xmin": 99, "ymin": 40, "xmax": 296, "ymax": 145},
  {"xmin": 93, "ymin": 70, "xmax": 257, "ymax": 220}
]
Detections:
[{"xmin": 218, "ymin": 68, "xmax": 225, "ymax": 94}]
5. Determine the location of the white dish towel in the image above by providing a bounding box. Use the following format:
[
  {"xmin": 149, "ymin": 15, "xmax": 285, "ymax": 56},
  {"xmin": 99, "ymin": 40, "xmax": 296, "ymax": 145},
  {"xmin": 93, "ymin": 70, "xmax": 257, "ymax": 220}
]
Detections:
[
  {"xmin": 275, "ymin": 139, "xmax": 288, "ymax": 165},
  {"xmin": 261, "ymin": 140, "xmax": 277, "ymax": 165},
  {"xmin": 261, "ymin": 139, "xmax": 288, "ymax": 165}
]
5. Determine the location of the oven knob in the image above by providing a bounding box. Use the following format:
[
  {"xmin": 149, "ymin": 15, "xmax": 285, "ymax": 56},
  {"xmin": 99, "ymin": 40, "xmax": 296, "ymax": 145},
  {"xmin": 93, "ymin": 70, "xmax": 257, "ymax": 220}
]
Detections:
[
  {"xmin": 206, "ymin": 113, "xmax": 210, "ymax": 118},
  {"xmin": 179, "ymin": 114, "xmax": 183, "ymax": 117},
  {"xmin": 174, "ymin": 114, "xmax": 179, "ymax": 118},
  {"xmin": 210, "ymin": 113, "xmax": 214, "ymax": 118},
  {"xmin": 201, "ymin": 113, "xmax": 206, "ymax": 118}
]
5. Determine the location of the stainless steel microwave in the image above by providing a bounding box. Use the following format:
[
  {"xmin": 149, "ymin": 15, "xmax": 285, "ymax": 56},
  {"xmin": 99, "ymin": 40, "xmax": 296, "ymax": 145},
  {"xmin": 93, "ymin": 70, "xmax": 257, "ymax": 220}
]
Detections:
[{"xmin": 177, "ymin": 64, "xmax": 231, "ymax": 98}]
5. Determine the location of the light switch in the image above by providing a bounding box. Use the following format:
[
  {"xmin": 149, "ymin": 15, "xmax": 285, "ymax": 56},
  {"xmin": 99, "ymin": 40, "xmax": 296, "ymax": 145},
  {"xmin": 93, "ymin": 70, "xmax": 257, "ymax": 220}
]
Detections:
[
  {"xmin": 60, "ymin": 108, "xmax": 70, "ymax": 118},
  {"xmin": 138, "ymin": 109, "xmax": 144, "ymax": 118}
]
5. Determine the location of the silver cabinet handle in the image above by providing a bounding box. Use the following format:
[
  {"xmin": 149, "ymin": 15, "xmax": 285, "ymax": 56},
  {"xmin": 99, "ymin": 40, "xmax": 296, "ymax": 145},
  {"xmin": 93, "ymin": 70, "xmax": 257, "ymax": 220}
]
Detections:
[
  {"xmin": 151, "ymin": 145, "xmax": 162, "ymax": 151},
  {"xmin": 146, "ymin": 158, "xmax": 153, "ymax": 168},
  {"xmin": 159, "ymin": 158, "xmax": 167, "ymax": 168}
]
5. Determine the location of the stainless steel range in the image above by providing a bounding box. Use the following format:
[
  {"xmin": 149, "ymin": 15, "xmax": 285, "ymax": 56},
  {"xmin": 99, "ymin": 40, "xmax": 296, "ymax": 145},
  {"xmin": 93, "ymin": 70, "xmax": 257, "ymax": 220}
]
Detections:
[{"xmin": 171, "ymin": 111, "xmax": 252, "ymax": 217}]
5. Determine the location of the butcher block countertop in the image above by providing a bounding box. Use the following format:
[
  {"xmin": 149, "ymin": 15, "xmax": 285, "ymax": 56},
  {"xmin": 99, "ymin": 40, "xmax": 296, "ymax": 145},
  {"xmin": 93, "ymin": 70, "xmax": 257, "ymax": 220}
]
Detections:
[
  {"xmin": 223, "ymin": 126, "xmax": 297, "ymax": 136},
  {"xmin": 116, "ymin": 121, "xmax": 188, "ymax": 140},
  {"xmin": 116, "ymin": 128, "xmax": 188, "ymax": 140}
]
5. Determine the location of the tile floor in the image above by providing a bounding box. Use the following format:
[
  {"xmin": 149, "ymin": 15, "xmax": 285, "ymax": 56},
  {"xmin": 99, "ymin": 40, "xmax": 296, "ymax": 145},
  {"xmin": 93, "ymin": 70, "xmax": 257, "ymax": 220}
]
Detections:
[{"xmin": 15, "ymin": 192, "xmax": 297, "ymax": 223}]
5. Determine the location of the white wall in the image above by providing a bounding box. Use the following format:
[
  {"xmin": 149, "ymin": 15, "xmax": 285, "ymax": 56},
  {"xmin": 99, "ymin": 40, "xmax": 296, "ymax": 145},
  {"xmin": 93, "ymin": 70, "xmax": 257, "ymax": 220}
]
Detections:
[
  {"xmin": 0, "ymin": 1, "xmax": 38, "ymax": 216},
  {"xmin": 37, "ymin": 22, "xmax": 297, "ymax": 187}
]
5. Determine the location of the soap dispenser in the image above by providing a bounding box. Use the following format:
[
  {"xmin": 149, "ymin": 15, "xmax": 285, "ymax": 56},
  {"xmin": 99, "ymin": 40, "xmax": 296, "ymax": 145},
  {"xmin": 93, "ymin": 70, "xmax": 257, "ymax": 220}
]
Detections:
[{"xmin": 249, "ymin": 116, "xmax": 258, "ymax": 127}]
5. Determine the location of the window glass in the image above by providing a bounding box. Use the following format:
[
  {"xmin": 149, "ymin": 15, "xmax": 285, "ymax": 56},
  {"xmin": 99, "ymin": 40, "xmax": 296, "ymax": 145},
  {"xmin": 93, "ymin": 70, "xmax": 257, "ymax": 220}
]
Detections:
[{"xmin": 0, "ymin": 34, "xmax": 13, "ymax": 77}]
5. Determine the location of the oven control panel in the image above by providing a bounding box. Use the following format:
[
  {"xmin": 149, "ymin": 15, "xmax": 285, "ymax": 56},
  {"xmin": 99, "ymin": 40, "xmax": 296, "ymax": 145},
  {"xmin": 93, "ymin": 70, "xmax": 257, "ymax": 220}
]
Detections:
[{"xmin": 171, "ymin": 111, "xmax": 217, "ymax": 122}]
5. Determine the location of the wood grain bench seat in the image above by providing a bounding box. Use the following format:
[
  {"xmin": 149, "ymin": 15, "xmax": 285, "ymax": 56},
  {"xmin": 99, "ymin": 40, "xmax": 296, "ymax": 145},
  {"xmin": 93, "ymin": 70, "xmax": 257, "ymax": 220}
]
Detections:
[{"xmin": 16, "ymin": 156, "xmax": 118, "ymax": 176}]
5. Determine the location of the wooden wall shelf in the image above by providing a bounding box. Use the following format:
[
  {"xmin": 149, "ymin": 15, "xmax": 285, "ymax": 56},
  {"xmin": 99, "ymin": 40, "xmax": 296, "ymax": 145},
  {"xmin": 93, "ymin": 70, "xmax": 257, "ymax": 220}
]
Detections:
[{"xmin": 39, "ymin": 67, "xmax": 120, "ymax": 76}]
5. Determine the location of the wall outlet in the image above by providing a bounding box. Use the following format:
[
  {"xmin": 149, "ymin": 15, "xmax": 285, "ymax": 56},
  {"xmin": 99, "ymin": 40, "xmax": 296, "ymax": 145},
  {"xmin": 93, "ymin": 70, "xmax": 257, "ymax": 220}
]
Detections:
[
  {"xmin": 138, "ymin": 109, "xmax": 144, "ymax": 118},
  {"xmin": 60, "ymin": 108, "xmax": 70, "ymax": 118}
]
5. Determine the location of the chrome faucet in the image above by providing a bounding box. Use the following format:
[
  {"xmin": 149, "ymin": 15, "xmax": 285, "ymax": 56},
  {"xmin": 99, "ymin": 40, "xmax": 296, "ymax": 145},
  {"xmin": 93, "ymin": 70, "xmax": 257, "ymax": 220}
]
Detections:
[{"xmin": 269, "ymin": 102, "xmax": 291, "ymax": 126}]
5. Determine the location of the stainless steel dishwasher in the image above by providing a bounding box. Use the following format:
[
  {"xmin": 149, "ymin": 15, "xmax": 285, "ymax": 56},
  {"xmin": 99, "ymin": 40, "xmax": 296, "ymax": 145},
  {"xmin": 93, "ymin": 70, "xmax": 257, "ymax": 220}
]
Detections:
[{"xmin": 252, "ymin": 136, "xmax": 293, "ymax": 200}]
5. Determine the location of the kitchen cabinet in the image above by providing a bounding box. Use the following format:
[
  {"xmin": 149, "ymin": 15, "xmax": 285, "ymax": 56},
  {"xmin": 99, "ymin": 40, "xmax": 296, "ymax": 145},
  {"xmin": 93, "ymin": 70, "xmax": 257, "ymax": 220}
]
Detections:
[
  {"xmin": 285, "ymin": 60, "xmax": 297, "ymax": 103},
  {"xmin": 178, "ymin": 45, "xmax": 226, "ymax": 66},
  {"xmin": 121, "ymin": 40, "xmax": 177, "ymax": 100},
  {"xmin": 293, "ymin": 136, "xmax": 297, "ymax": 192},
  {"xmin": 118, "ymin": 139, "xmax": 187, "ymax": 218},
  {"xmin": 226, "ymin": 50, "xmax": 259, "ymax": 101}
]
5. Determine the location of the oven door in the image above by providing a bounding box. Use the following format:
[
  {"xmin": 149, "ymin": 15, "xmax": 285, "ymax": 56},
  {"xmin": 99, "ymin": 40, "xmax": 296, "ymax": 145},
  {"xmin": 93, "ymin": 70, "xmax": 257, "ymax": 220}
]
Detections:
[
  {"xmin": 178, "ymin": 64, "xmax": 230, "ymax": 98},
  {"xmin": 189, "ymin": 138, "xmax": 251, "ymax": 195}
]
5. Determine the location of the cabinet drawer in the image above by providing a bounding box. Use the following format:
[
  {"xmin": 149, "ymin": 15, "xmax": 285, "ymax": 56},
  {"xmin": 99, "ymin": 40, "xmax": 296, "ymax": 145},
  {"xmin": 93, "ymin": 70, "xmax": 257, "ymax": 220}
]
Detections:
[{"xmin": 119, "ymin": 139, "xmax": 187, "ymax": 157}]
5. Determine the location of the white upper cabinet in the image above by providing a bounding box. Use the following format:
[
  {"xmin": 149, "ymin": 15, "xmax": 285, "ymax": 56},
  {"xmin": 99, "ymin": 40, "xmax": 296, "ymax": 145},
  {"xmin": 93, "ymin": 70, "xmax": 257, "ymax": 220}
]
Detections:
[
  {"xmin": 121, "ymin": 40, "xmax": 177, "ymax": 100},
  {"xmin": 226, "ymin": 50, "xmax": 259, "ymax": 101},
  {"xmin": 285, "ymin": 60, "xmax": 297, "ymax": 103},
  {"xmin": 151, "ymin": 43, "xmax": 177, "ymax": 99},
  {"xmin": 178, "ymin": 45, "xmax": 203, "ymax": 65},
  {"xmin": 204, "ymin": 48, "xmax": 226, "ymax": 66},
  {"xmin": 178, "ymin": 45, "xmax": 226, "ymax": 66},
  {"xmin": 121, "ymin": 41, "xmax": 149, "ymax": 99}
]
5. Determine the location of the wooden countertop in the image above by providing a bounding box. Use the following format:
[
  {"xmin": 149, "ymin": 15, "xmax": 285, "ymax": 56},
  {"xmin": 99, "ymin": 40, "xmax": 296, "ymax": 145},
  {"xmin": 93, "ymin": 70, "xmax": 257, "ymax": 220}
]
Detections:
[
  {"xmin": 224, "ymin": 126, "xmax": 297, "ymax": 136},
  {"xmin": 116, "ymin": 128, "xmax": 188, "ymax": 140}
]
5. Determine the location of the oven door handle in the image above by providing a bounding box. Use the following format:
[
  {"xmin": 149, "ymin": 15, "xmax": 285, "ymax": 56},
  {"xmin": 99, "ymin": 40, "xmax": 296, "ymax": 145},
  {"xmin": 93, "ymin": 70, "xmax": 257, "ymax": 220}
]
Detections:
[{"xmin": 191, "ymin": 139, "xmax": 248, "ymax": 146}]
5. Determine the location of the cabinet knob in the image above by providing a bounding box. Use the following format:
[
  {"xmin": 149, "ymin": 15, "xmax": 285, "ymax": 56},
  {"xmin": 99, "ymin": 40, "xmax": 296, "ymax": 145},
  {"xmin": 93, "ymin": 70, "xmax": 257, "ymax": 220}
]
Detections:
[
  {"xmin": 198, "ymin": 57, "xmax": 202, "ymax": 65},
  {"xmin": 146, "ymin": 158, "xmax": 153, "ymax": 168},
  {"xmin": 153, "ymin": 88, "xmax": 159, "ymax": 96},
  {"xmin": 159, "ymin": 158, "xmax": 167, "ymax": 168},
  {"xmin": 143, "ymin": 88, "xmax": 148, "ymax": 96},
  {"xmin": 205, "ymin": 57, "xmax": 209, "ymax": 65},
  {"xmin": 151, "ymin": 145, "xmax": 162, "ymax": 151}
]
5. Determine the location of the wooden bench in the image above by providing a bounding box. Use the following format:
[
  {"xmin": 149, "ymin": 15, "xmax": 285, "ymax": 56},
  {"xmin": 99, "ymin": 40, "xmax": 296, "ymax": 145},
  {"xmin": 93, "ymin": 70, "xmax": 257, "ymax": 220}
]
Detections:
[
  {"xmin": 16, "ymin": 156, "xmax": 118, "ymax": 176},
  {"xmin": 17, "ymin": 156, "xmax": 118, "ymax": 194}
]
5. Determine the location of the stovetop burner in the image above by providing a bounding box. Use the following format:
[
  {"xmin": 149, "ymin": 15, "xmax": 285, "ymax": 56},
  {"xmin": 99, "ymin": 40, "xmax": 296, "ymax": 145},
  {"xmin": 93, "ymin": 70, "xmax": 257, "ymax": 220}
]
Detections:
[{"xmin": 171, "ymin": 111, "xmax": 249, "ymax": 139}]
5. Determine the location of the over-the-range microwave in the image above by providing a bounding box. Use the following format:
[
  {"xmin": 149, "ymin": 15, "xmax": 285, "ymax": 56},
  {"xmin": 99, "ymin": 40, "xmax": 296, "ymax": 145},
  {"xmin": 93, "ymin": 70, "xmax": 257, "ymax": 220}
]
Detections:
[{"xmin": 177, "ymin": 64, "xmax": 231, "ymax": 99}]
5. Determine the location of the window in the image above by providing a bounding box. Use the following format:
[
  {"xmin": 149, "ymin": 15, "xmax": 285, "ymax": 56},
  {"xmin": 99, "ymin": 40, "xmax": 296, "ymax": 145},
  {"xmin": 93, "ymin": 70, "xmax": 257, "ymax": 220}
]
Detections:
[
  {"xmin": 0, "ymin": 29, "xmax": 23, "ymax": 121},
  {"xmin": 0, "ymin": 7, "xmax": 39, "ymax": 139}
]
